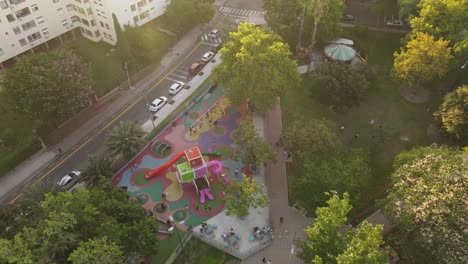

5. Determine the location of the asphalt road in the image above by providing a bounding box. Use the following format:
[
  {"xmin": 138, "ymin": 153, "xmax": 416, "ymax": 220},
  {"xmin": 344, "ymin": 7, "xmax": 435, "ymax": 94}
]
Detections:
[{"xmin": 4, "ymin": 0, "xmax": 265, "ymax": 203}]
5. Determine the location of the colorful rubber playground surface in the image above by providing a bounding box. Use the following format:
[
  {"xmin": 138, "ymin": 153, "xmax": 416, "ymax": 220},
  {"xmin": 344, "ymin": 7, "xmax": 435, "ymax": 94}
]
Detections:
[{"xmin": 112, "ymin": 88, "xmax": 252, "ymax": 240}]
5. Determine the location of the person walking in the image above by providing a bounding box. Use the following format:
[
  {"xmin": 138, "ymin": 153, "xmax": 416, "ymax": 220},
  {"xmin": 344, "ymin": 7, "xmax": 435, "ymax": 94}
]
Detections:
[
  {"xmin": 262, "ymin": 257, "xmax": 266, "ymax": 263},
  {"xmin": 280, "ymin": 216, "xmax": 284, "ymax": 226}
]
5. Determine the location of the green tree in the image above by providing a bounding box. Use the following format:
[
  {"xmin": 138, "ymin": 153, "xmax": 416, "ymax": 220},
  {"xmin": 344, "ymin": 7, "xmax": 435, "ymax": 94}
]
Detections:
[
  {"xmin": 282, "ymin": 119, "xmax": 340, "ymax": 160},
  {"xmin": 124, "ymin": 26, "xmax": 171, "ymax": 65},
  {"xmin": 68, "ymin": 237, "xmax": 124, "ymax": 264},
  {"xmin": 112, "ymin": 13, "xmax": 130, "ymax": 62},
  {"xmin": 81, "ymin": 155, "xmax": 114, "ymax": 189},
  {"xmin": 297, "ymin": 149, "xmax": 372, "ymax": 212},
  {"xmin": 434, "ymin": 85, "xmax": 468, "ymax": 141},
  {"xmin": 106, "ymin": 120, "xmax": 146, "ymax": 160},
  {"xmin": 397, "ymin": 0, "xmax": 420, "ymax": 20},
  {"xmin": 233, "ymin": 120, "xmax": 276, "ymax": 167},
  {"xmin": 0, "ymin": 179, "xmax": 158, "ymax": 263},
  {"xmin": 2, "ymin": 50, "xmax": 93, "ymax": 123},
  {"xmin": 164, "ymin": 0, "xmax": 214, "ymax": 33},
  {"xmin": 223, "ymin": 175, "xmax": 268, "ymax": 217},
  {"xmin": 298, "ymin": 192, "xmax": 387, "ymax": 264},
  {"xmin": 312, "ymin": 62, "xmax": 371, "ymax": 112},
  {"xmin": 212, "ymin": 23, "xmax": 300, "ymax": 112},
  {"xmin": 382, "ymin": 145, "xmax": 468, "ymax": 264},
  {"xmin": 410, "ymin": 0, "xmax": 468, "ymax": 55},
  {"xmin": 393, "ymin": 32, "xmax": 453, "ymax": 86}
]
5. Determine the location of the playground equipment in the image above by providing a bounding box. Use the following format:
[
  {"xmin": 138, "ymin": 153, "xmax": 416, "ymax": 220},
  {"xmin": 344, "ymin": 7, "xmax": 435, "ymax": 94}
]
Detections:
[{"xmin": 145, "ymin": 147, "xmax": 224, "ymax": 202}]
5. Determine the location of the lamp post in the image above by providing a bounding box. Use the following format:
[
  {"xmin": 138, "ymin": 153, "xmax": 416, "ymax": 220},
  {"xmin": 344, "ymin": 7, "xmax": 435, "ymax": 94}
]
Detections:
[
  {"xmin": 172, "ymin": 222, "xmax": 184, "ymax": 255},
  {"xmin": 32, "ymin": 129, "xmax": 47, "ymax": 150},
  {"xmin": 143, "ymin": 93, "xmax": 155, "ymax": 129}
]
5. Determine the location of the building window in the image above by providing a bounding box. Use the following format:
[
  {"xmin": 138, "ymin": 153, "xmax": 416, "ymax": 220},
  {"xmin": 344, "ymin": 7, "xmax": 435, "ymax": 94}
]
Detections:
[
  {"xmin": 105, "ymin": 23, "xmax": 109, "ymax": 30},
  {"xmin": 0, "ymin": 49, "xmax": 4, "ymax": 56},
  {"xmin": 19, "ymin": 38, "xmax": 27, "ymax": 46},
  {"xmin": 108, "ymin": 34, "xmax": 113, "ymax": 40},
  {"xmin": 62, "ymin": 19, "xmax": 69, "ymax": 27},
  {"xmin": 133, "ymin": 16, "xmax": 139, "ymax": 24},
  {"xmin": 75, "ymin": 0, "xmax": 82, "ymax": 3},
  {"xmin": 13, "ymin": 26, "xmax": 21, "ymax": 34},
  {"xmin": 90, "ymin": 19, "xmax": 96, "ymax": 26},
  {"xmin": 103, "ymin": 32, "xmax": 108, "ymax": 38},
  {"xmin": 21, "ymin": 20, "xmax": 36, "ymax": 31},
  {"xmin": 53, "ymin": 0, "xmax": 59, "ymax": 3},
  {"xmin": 0, "ymin": 1, "xmax": 8, "ymax": 10},
  {"xmin": 99, "ymin": 21, "xmax": 104, "ymax": 27},
  {"xmin": 139, "ymin": 10, "xmax": 149, "ymax": 20},
  {"xmin": 81, "ymin": 19, "xmax": 89, "ymax": 26},
  {"xmin": 42, "ymin": 28, "xmax": 49, "ymax": 35},
  {"xmin": 15, "ymin": 7, "xmax": 31, "ymax": 19},
  {"xmin": 9, "ymin": 0, "xmax": 25, "ymax": 5},
  {"xmin": 86, "ymin": 8, "xmax": 92, "ymax": 15},
  {"xmin": 31, "ymin": 4, "xmax": 38, "ymax": 11},
  {"xmin": 57, "ymin": 8, "xmax": 64, "ymax": 15},
  {"xmin": 66, "ymin": 4, "xmax": 75, "ymax": 12},
  {"xmin": 36, "ymin": 16, "xmax": 44, "ymax": 24},
  {"xmin": 6, "ymin": 13, "xmax": 16, "ymax": 22},
  {"xmin": 137, "ymin": 0, "xmax": 147, "ymax": 8},
  {"xmin": 71, "ymin": 16, "xmax": 80, "ymax": 23},
  {"xmin": 27, "ymin": 31, "xmax": 41, "ymax": 42},
  {"xmin": 130, "ymin": 4, "xmax": 136, "ymax": 12},
  {"xmin": 94, "ymin": 30, "xmax": 100, "ymax": 37}
]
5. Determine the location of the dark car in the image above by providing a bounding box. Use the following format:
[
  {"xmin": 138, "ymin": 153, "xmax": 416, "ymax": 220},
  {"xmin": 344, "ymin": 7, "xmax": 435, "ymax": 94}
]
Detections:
[
  {"xmin": 211, "ymin": 43, "xmax": 223, "ymax": 53},
  {"xmin": 188, "ymin": 60, "xmax": 206, "ymax": 75}
]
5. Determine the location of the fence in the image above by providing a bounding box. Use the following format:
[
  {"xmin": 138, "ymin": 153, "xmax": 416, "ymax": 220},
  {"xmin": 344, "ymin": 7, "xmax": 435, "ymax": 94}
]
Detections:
[{"xmin": 164, "ymin": 231, "xmax": 194, "ymax": 264}]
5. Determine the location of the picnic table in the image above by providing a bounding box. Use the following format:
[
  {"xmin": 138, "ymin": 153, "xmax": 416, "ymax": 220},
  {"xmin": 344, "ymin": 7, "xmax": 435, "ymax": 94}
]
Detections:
[
  {"xmin": 222, "ymin": 233, "xmax": 239, "ymax": 246},
  {"xmin": 204, "ymin": 225, "xmax": 215, "ymax": 235}
]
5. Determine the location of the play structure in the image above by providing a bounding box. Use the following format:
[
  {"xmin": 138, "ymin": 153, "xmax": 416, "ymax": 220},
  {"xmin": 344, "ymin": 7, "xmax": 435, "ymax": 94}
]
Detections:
[{"xmin": 146, "ymin": 147, "xmax": 224, "ymax": 204}]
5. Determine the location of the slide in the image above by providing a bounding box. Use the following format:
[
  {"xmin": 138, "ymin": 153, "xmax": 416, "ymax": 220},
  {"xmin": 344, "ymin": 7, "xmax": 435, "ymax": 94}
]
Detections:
[
  {"xmin": 202, "ymin": 188, "xmax": 214, "ymax": 200},
  {"xmin": 206, "ymin": 160, "xmax": 223, "ymax": 175},
  {"xmin": 200, "ymin": 189, "xmax": 207, "ymax": 204},
  {"xmin": 222, "ymin": 175, "xmax": 230, "ymax": 185},
  {"xmin": 146, "ymin": 151, "xmax": 186, "ymax": 179}
]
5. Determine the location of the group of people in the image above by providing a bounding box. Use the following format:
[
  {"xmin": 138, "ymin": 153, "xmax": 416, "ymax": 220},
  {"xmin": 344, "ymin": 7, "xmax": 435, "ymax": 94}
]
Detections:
[
  {"xmin": 222, "ymin": 227, "xmax": 236, "ymax": 239},
  {"xmin": 200, "ymin": 222, "xmax": 210, "ymax": 234}
]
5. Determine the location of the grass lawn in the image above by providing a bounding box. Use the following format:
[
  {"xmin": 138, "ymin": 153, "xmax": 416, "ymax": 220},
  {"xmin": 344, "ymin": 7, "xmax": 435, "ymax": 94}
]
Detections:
[
  {"xmin": 151, "ymin": 229, "xmax": 187, "ymax": 264},
  {"xmin": 283, "ymin": 29, "xmax": 443, "ymax": 216},
  {"xmin": 173, "ymin": 237, "xmax": 240, "ymax": 264},
  {"xmin": 69, "ymin": 39, "xmax": 127, "ymax": 97}
]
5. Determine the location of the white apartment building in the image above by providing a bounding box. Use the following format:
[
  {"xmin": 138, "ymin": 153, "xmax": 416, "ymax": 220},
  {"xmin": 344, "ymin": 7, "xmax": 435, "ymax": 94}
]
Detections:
[{"xmin": 0, "ymin": 0, "xmax": 170, "ymax": 67}]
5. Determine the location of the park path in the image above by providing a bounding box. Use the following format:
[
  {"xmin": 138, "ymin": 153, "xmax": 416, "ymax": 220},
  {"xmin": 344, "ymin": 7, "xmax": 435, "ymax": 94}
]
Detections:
[{"xmin": 242, "ymin": 98, "xmax": 312, "ymax": 264}]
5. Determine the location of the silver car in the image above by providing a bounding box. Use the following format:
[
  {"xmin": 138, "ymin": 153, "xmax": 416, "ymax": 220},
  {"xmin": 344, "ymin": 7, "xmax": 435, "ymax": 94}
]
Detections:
[{"xmin": 57, "ymin": 171, "xmax": 81, "ymax": 189}]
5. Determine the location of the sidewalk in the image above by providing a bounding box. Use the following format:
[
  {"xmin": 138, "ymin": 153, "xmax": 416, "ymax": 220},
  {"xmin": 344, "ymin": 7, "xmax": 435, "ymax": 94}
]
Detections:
[
  {"xmin": 242, "ymin": 98, "xmax": 312, "ymax": 264},
  {"xmin": 0, "ymin": 24, "xmax": 209, "ymax": 203}
]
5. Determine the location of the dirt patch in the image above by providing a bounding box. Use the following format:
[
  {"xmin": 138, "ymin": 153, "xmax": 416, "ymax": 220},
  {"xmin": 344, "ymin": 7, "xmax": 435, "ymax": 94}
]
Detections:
[{"xmin": 399, "ymin": 84, "xmax": 429, "ymax": 103}]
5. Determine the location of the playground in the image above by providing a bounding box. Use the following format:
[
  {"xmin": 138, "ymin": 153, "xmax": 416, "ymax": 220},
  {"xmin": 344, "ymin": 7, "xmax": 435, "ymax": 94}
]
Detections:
[{"xmin": 112, "ymin": 88, "xmax": 270, "ymax": 262}]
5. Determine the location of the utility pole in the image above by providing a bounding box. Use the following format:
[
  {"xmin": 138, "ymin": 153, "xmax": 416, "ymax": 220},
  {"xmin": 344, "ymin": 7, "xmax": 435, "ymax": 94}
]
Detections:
[{"xmin": 124, "ymin": 61, "xmax": 133, "ymax": 90}]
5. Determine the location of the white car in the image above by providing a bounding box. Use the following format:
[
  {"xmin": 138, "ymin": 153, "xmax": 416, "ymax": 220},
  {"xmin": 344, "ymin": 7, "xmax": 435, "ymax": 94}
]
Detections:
[
  {"xmin": 210, "ymin": 29, "xmax": 218, "ymax": 38},
  {"xmin": 168, "ymin": 81, "xmax": 186, "ymax": 95},
  {"xmin": 149, "ymin": 96, "xmax": 168, "ymax": 112},
  {"xmin": 57, "ymin": 171, "xmax": 81, "ymax": 189},
  {"xmin": 202, "ymin": 51, "xmax": 215, "ymax": 63}
]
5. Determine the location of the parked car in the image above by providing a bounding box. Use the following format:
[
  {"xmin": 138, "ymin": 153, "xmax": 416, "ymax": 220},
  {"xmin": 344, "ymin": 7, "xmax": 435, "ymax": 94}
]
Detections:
[
  {"xmin": 210, "ymin": 29, "xmax": 218, "ymax": 38},
  {"xmin": 202, "ymin": 51, "xmax": 215, "ymax": 62},
  {"xmin": 188, "ymin": 60, "xmax": 206, "ymax": 75},
  {"xmin": 385, "ymin": 19, "xmax": 404, "ymax": 27},
  {"xmin": 342, "ymin": 14, "xmax": 354, "ymax": 21},
  {"xmin": 168, "ymin": 81, "xmax": 186, "ymax": 95},
  {"xmin": 149, "ymin": 96, "xmax": 168, "ymax": 112},
  {"xmin": 57, "ymin": 171, "xmax": 81, "ymax": 190},
  {"xmin": 211, "ymin": 43, "xmax": 223, "ymax": 53}
]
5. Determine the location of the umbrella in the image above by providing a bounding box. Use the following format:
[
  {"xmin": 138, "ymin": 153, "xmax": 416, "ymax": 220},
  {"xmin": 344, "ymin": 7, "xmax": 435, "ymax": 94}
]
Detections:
[{"xmin": 324, "ymin": 44, "xmax": 356, "ymax": 61}]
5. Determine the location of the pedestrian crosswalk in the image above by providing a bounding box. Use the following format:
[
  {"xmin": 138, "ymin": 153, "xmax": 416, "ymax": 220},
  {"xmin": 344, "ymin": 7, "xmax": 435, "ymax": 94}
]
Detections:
[
  {"xmin": 200, "ymin": 34, "xmax": 222, "ymax": 44},
  {"xmin": 219, "ymin": 6, "xmax": 266, "ymax": 18}
]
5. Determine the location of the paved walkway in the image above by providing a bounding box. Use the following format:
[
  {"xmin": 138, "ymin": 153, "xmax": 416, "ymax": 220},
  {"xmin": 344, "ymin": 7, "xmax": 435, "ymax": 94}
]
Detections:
[{"xmin": 243, "ymin": 98, "xmax": 312, "ymax": 264}]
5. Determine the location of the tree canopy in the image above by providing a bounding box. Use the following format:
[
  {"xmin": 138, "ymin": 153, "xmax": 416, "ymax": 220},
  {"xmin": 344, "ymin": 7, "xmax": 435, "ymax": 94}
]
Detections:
[
  {"xmin": 298, "ymin": 192, "xmax": 387, "ymax": 264},
  {"xmin": 81, "ymin": 155, "xmax": 114, "ymax": 189},
  {"xmin": 410, "ymin": 0, "xmax": 468, "ymax": 55},
  {"xmin": 212, "ymin": 23, "xmax": 300, "ymax": 112},
  {"xmin": 297, "ymin": 148, "xmax": 372, "ymax": 212},
  {"xmin": 164, "ymin": 0, "xmax": 214, "ymax": 33},
  {"xmin": 0, "ymin": 179, "xmax": 158, "ymax": 263},
  {"xmin": 2, "ymin": 50, "xmax": 93, "ymax": 123},
  {"xmin": 281, "ymin": 119, "xmax": 340, "ymax": 160},
  {"xmin": 263, "ymin": 0, "xmax": 344, "ymax": 49},
  {"xmin": 312, "ymin": 62, "xmax": 371, "ymax": 111},
  {"xmin": 382, "ymin": 145, "xmax": 468, "ymax": 264},
  {"xmin": 393, "ymin": 32, "xmax": 453, "ymax": 85},
  {"xmin": 434, "ymin": 85, "xmax": 468, "ymax": 142},
  {"xmin": 106, "ymin": 120, "xmax": 146, "ymax": 160},
  {"xmin": 223, "ymin": 175, "xmax": 268, "ymax": 217},
  {"xmin": 397, "ymin": 0, "xmax": 420, "ymax": 20},
  {"xmin": 123, "ymin": 26, "xmax": 171, "ymax": 65},
  {"xmin": 233, "ymin": 120, "xmax": 276, "ymax": 166}
]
